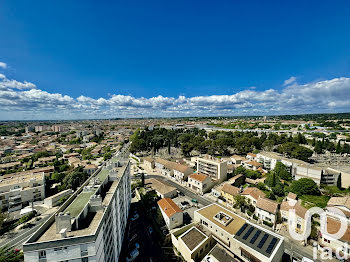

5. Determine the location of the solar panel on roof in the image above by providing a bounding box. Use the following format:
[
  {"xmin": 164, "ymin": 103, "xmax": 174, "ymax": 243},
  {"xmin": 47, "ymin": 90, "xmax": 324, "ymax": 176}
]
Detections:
[
  {"xmin": 243, "ymin": 227, "xmax": 254, "ymax": 240},
  {"xmin": 257, "ymin": 233, "xmax": 269, "ymax": 248},
  {"xmin": 250, "ymin": 230, "xmax": 261, "ymax": 244},
  {"xmin": 236, "ymin": 223, "xmax": 248, "ymax": 236},
  {"xmin": 266, "ymin": 238, "xmax": 277, "ymax": 254}
]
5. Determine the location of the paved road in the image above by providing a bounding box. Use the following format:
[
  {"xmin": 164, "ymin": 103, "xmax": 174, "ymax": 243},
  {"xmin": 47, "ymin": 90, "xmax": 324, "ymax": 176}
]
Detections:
[{"xmin": 0, "ymin": 214, "xmax": 51, "ymax": 250}]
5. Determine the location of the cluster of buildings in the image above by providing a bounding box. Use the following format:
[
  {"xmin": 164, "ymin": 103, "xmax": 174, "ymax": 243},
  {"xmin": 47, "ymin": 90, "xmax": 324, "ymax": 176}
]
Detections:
[{"xmin": 171, "ymin": 204, "xmax": 284, "ymax": 262}]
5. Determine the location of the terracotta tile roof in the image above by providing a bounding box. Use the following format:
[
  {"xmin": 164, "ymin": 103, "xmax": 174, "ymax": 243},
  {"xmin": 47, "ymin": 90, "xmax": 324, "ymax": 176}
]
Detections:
[
  {"xmin": 280, "ymin": 200, "xmax": 307, "ymax": 219},
  {"xmin": 143, "ymin": 156, "xmax": 154, "ymax": 163},
  {"xmin": 325, "ymin": 217, "xmax": 350, "ymax": 242},
  {"xmin": 327, "ymin": 196, "xmax": 350, "ymax": 210},
  {"xmin": 157, "ymin": 198, "xmax": 182, "ymax": 218},
  {"xmin": 189, "ymin": 173, "xmax": 209, "ymax": 182},
  {"xmin": 222, "ymin": 184, "xmax": 240, "ymax": 196},
  {"xmin": 242, "ymin": 187, "xmax": 266, "ymax": 201},
  {"xmin": 287, "ymin": 192, "xmax": 297, "ymax": 200},
  {"xmin": 247, "ymin": 153, "xmax": 257, "ymax": 158},
  {"xmin": 257, "ymin": 197, "xmax": 278, "ymax": 214},
  {"xmin": 246, "ymin": 161, "xmax": 262, "ymax": 167},
  {"xmin": 155, "ymin": 158, "xmax": 192, "ymax": 173}
]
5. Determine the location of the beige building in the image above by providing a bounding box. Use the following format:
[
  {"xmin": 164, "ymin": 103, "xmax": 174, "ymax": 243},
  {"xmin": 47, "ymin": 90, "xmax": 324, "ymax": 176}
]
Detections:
[
  {"xmin": 143, "ymin": 156, "xmax": 155, "ymax": 169},
  {"xmin": 158, "ymin": 198, "xmax": 183, "ymax": 229},
  {"xmin": 256, "ymin": 197, "xmax": 279, "ymax": 225},
  {"xmin": 280, "ymin": 198, "xmax": 307, "ymax": 235},
  {"xmin": 242, "ymin": 187, "xmax": 266, "ymax": 207},
  {"xmin": 146, "ymin": 178, "xmax": 177, "ymax": 198},
  {"xmin": 0, "ymin": 172, "xmax": 45, "ymax": 212},
  {"xmin": 193, "ymin": 204, "xmax": 284, "ymax": 262},
  {"xmin": 188, "ymin": 173, "xmax": 212, "ymax": 194},
  {"xmin": 197, "ymin": 156, "xmax": 227, "ymax": 182}
]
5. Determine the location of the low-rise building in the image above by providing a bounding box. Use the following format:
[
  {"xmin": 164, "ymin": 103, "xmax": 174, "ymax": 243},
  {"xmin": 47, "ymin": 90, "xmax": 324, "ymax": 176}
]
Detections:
[
  {"xmin": 221, "ymin": 184, "xmax": 240, "ymax": 207},
  {"xmin": 83, "ymin": 164, "xmax": 98, "ymax": 175},
  {"xmin": 256, "ymin": 197, "xmax": 279, "ymax": 225},
  {"xmin": 193, "ymin": 204, "xmax": 284, "ymax": 262},
  {"xmin": 280, "ymin": 199, "xmax": 307, "ymax": 235},
  {"xmin": 188, "ymin": 173, "xmax": 212, "ymax": 194},
  {"xmin": 146, "ymin": 178, "xmax": 177, "ymax": 198},
  {"xmin": 143, "ymin": 156, "xmax": 155, "ymax": 169},
  {"xmin": 242, "ymin": 187, "xmax": 266, "ymax": 207},
  {"xmin": 158, "ymin": 198, "xmax": 183, "ymax": 229}
]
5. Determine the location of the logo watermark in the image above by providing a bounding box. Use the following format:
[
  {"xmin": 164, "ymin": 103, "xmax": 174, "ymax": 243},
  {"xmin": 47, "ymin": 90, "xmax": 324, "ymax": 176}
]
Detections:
[{"xmin": 286, "ymin": 198, "xmax": 349, "ymax": 260}]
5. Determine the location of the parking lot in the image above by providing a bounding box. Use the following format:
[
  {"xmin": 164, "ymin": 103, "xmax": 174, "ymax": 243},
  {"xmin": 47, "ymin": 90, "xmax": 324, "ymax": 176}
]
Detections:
[{"xmin": 171, "ymin": 194, "xmax": 203, "ymax": 223}]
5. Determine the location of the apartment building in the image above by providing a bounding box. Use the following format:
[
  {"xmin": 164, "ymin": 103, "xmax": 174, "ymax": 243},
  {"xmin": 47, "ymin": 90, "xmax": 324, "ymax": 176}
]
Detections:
[
  {"xmin": 197, "ymin": 155, "xmax": 227, "ymax": 182},
  {"xmin": 158, "ymin": 198, "xmax": 183, "ymax": 229},
  {"xmin": 0, "ymin": 172, "xmax": 45, "ymax": 212},
  {"xmin": 192, "ymin": 204, "xmax": 284, "ymax": 262},
  {"xmin": 23, "ymin": 155, "xmax": 131, "ymax": 262},
  {"xmin": 256, "ymin": 151, "xmax": 342, "ymax": 186}
]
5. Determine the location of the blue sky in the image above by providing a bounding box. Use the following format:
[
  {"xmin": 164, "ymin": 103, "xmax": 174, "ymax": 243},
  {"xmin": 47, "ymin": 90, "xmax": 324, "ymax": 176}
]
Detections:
[{"xmin": 1, "ymin": 0, "xmax": 350, "ymax": 119}]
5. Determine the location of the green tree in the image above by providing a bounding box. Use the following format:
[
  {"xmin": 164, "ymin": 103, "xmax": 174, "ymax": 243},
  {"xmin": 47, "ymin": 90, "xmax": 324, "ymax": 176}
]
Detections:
[
  {"xmin": 274, "ymin": 162, "xmax": 292, "ymax": 181},
  {"xmin": 290, "ymin": 178, "xmax": 320, "ymax": 196}
]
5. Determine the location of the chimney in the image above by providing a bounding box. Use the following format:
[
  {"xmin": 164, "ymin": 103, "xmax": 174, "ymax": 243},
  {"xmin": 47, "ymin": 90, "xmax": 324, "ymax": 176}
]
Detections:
[{"xmin": 55, "ymin": 212, "xmax": 71, "ymax": 234}]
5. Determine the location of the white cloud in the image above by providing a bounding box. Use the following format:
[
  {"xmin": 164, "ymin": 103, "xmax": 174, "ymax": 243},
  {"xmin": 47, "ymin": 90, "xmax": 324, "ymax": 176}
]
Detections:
[
  {"xmin": 283, "ymin": 76, "xmax": 297, "ymax": 86},
  {"xmin": 0, "ymin": 62, "xmax": 7, "ymax": 69},
  {"xmin": 1, "ymin": 75, "xmax": 350, "ymax": 120},
  {"xmin": 0, "ymin": 74, "xmax": 5, "ymax": 79}
]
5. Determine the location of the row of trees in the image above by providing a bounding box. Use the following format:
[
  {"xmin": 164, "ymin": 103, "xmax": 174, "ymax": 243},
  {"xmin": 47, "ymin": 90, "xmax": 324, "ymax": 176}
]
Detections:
[{"xmin": 130, "ymin": 128, "xmax": 318, "ymax": 161}]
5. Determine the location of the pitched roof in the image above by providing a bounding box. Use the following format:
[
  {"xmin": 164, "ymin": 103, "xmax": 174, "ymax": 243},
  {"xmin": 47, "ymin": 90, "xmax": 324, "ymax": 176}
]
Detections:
[
  {"xmin": 246, "ymin": 161, "xmax": 263, "ymax": 167},
  {"xmin": 327, "ymin": 196, "xmax": 350, "ymax": 210},
  {"xmin": 189, "ymin": 173, "xmax": 209, "ymax": 182},
  {"xmin": 257, "ymin": 197, "xmax": 278, "ymax": 214},
  {"xmin": 280, "ymin": 200, "xmax": 307, "ymax": 219},
  {"xmin": 221, "ymin": 184, "xmax": 240, "ymax": 196},
  {"xmin": 325, "ymin": 217, "xmax": 350, "ymax": 242},
  {"xmin": 287, "ymin": 192, "xmax": 297, "ymax": 200},
  {"xmin": 146, "ymin": 178, "xmax": 177, "ymax": 195},
  {"xmin": 157, "ymin": 198, "xmax": 182, "ymax": 218},
  {"xmin": 247, "ymin": 153, "xmax": 257, "ymax": 157},
  {"xmin": 143, "ymin": 156, "xmax": 154, "ymax": 163},
  {"xmin": 155, "ymin": 158, "xmax": 191, "ymax": 173},
  {"xmin": 242, "ymin": 187, "xmax": 266, "ymax": 201}
]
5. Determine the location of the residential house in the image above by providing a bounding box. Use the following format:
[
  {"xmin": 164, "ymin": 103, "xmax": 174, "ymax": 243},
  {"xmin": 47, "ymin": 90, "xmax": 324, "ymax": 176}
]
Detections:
[
  {"xmin": 280, "ymin": 199, "xmax": 307, "ymax": 235},
  {"xmin": 83, "ymin": 164, "xmax": 97, "ymax": 175},
  {"xmin": 241, "ymin": 187, "xmax": 266, "ymax": 207},
  {"xmin": 246, "ymin": 153, "xmax": 257, "ymax": 161},
  {"xmin": 256, "ymin": 197, "xmax": 279, "ymax": 225},
  {"xmin": 221, "ymin": 184, "xmax": 240, "ymax": 207},
  {"xmin": 146, "ymin": 178, "xmax": 177, "ymax": 198},
  {"xmin": 188, "ymin": 173, "xmax": 212, "ymax": 194},
  {"xmin": 158, "ymin": 198, "xmax": 183, "ymax": 230},
  {"xmin": 143, "ymin": 156, "xmax": 155, "ymax": 170}
]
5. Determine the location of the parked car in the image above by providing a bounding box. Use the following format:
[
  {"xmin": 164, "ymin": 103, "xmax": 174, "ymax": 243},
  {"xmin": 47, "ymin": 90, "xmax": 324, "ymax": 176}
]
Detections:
[
  {"xmin": 126, "ymin": 248, "xmax": 139, "ymax": 262},
  {"xmin": 131, "ymin": 213, "xmax": 139, "ymax": 221}
]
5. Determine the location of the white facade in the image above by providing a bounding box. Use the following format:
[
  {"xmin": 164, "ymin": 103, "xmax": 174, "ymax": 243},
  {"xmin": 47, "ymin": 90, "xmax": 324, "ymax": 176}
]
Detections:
[
  {"xmin": 0, "ymin": 172, "xmax": 45, "ymax": 212},
  {"xmin": 23, "ymin": 151, "xmax": 131, "ymax": 262}
]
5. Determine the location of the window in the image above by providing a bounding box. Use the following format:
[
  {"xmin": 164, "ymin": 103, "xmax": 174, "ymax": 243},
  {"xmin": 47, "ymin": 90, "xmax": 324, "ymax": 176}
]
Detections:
[
  {"xmin": 82, "ymin": 258, "xmax": 89, "ymax": 262},
  {"xmin": 80, "ymin": 244, "xmax": 88, "ymax": 256},
  {"xmin": 297, "ymin": 224, "xmax": 301, "ymax": 229},
  {"xmin": 39, "ymin": 251, "xmax": 46, "ymax": 259}
]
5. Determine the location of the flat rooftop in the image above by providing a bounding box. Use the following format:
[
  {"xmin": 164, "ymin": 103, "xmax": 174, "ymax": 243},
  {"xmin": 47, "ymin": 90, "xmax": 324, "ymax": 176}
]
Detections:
[
  {"xmin": 0, "ymin": 172, "xmax": 44, "ymax": 188},
  {"xmin": 234, "ymin": 222, "xmax": 282, "ymax": 258},
  {"xmin": 180, "ymin": 227, "xmax": 207, "ymax": 251},
  {"xmin": 33, "ymin": 158, "xmax": 129, "ymax": 243},
  {"xmin": 196, "ymin": 204, "xmax": 245, "ymax": 235},
  {"xmin": 208, "ymin": 244, "xmax": 236, "ymax": 262}
]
